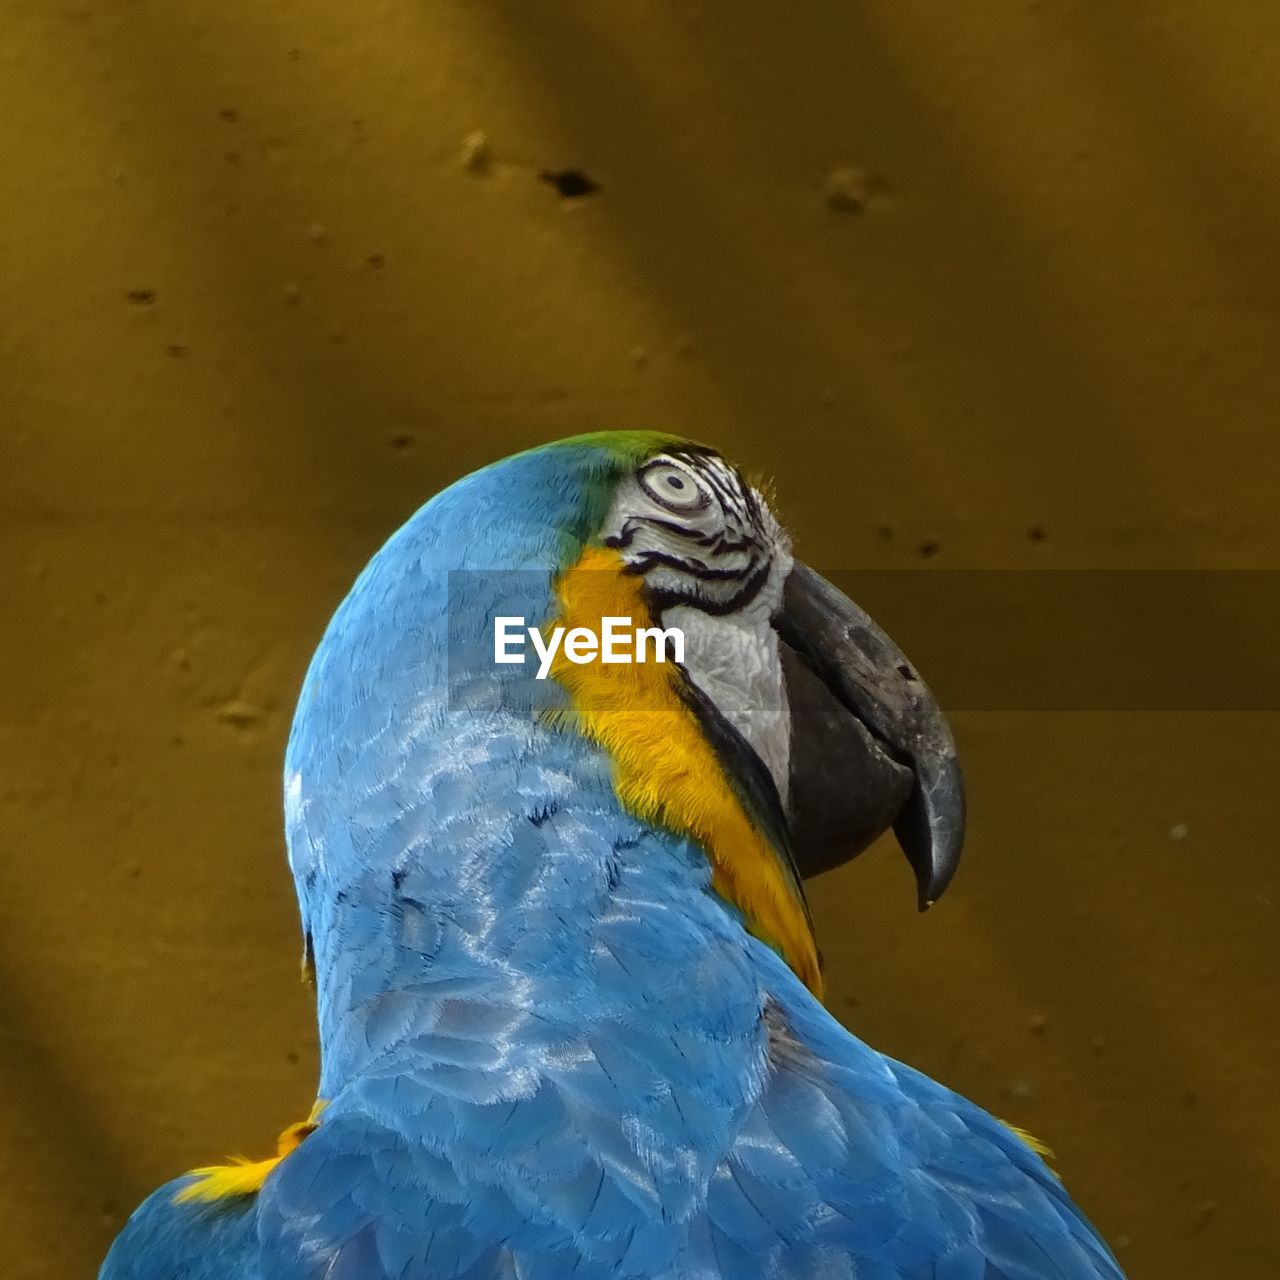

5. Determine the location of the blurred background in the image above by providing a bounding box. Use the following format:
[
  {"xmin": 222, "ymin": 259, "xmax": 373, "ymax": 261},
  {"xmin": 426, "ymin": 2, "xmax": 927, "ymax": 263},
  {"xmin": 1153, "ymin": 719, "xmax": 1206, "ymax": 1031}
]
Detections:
[{"xmin": 2, "ymin": 3, "xmax": 1278, "ymax": 1277}]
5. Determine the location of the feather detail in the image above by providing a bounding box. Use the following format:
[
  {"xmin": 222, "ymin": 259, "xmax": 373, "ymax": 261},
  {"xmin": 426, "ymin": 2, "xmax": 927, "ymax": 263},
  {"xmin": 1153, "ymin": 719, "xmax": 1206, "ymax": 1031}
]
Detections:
[
  {"xmin": 172, "ymin": 1100, "xmax": 327, "ymax": 1205},
  {"xmin": 549, "ymin": 543, "xmax": 823, "ymax": 998}
]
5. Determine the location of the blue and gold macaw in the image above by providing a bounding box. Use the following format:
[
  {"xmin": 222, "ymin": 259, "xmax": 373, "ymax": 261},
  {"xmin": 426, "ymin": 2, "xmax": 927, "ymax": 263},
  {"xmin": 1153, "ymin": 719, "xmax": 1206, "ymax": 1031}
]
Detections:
[{"xmin": 102, "ymin": 433, "xmax": 1125, "ymax": 1279}]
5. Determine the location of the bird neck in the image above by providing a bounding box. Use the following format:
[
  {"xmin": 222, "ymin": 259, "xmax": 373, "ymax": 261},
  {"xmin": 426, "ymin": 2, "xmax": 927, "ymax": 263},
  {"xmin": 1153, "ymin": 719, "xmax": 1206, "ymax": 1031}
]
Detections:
[{"xmin": 302, "ymin": 712, "xmax": 773, "ymax": 1098}]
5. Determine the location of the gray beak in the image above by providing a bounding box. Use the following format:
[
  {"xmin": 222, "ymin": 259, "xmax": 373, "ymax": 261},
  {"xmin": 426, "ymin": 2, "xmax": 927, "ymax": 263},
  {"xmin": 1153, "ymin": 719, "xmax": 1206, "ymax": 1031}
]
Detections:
[{"xmin": 775, "ymin": 562, "xmax": 966, "ymax": 909}]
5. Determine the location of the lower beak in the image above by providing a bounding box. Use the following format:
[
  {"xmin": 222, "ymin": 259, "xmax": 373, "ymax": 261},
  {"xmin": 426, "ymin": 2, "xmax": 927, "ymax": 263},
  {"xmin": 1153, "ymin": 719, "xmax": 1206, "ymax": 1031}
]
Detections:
[{"xmin": 775, "ymin": 562, "xmax": 966, "ymax": 909}]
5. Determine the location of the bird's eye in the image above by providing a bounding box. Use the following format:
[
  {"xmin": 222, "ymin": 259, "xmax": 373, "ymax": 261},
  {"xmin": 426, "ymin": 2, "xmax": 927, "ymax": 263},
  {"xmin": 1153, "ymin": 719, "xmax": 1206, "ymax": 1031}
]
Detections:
[{"xmin": 638, "ymin": 459, "xmax": 712, "ymax": 513}]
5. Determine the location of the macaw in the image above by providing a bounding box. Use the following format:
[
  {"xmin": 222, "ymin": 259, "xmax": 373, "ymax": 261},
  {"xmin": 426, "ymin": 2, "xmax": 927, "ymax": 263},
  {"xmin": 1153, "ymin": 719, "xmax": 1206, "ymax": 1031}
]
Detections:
[{"xmin": 101, "ymin": 432, "xmax": 1125, "ymax": 1280}]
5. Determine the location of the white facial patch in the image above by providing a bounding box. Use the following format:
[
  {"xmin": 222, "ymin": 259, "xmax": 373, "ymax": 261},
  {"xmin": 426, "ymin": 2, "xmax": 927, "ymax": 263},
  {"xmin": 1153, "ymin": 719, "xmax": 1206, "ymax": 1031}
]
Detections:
[{"xmin": 600, "ymin": 452, "xmax": 795, "ymax": 805}]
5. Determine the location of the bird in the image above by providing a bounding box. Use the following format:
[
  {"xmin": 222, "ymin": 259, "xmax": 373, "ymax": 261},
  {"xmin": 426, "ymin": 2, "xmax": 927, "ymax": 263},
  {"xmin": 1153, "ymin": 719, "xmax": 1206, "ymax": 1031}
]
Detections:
[{"xmin": 101, "ymin": 431, "xmax": 1126, "ymax": 1279}]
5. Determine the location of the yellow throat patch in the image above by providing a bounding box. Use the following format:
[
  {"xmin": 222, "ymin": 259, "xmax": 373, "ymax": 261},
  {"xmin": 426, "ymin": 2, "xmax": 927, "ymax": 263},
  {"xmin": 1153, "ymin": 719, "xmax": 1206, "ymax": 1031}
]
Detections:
[{"xmin": 548, "ymin": 545, "xmax": 823, "ymax": 999}]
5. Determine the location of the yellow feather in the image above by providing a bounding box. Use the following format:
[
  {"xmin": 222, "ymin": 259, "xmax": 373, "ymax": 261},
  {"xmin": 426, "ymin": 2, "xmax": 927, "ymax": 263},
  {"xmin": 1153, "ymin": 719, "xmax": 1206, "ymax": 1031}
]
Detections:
[
  {"xmin": 172, "ymin": 1099, "xmax": 327, "ymax": 1205},
  {"xmin": 549, "ymin": 547, "xmax": 823, "ymax": 999},
  {"xmin": 1004, "ymin": 1122, "xmax": 1059, "ymax": 1167}
]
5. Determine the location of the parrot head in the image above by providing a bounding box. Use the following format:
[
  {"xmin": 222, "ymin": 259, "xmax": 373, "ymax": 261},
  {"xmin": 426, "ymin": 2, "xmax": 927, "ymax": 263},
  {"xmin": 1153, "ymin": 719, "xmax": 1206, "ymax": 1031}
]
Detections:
[{"xmin": 286, "ymin": 430, "xmax": 963, "ymax": 1003}]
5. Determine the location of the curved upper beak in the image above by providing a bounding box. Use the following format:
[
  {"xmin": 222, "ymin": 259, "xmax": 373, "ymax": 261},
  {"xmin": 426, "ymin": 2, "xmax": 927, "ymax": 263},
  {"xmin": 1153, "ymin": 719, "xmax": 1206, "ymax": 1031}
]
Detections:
[{"xmin": 774, "ymin": 562, "xmax": 966, "ymax": 909}]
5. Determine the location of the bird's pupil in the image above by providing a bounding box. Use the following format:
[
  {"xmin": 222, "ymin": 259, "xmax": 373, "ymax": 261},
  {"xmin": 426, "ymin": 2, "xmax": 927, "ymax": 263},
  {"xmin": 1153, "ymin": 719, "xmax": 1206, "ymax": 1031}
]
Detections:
[{"xmin": 668, "ymin": 476, "xmax": 684, "ymax": 489}]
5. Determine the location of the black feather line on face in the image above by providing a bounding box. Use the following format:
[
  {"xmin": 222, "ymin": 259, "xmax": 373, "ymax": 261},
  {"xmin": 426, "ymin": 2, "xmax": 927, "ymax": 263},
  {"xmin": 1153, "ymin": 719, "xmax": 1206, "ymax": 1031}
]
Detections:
[
  {"xmin": 700, "ymin": 465, "xmax": 743, "ymax": 513},
  {"xmin": 606, "ymin": 516, "xmax": 724, "ymax": 552},
  {"xmin": 707, "ymin": 533, "xmax": 759, "ymax": 557},
  {"xmin": 643, "ymin": 557, "xmax": 773, "ymax": 618},
  {"xmin": 629, "ymin": 548, "xmax": 761, "ymax": 584}
]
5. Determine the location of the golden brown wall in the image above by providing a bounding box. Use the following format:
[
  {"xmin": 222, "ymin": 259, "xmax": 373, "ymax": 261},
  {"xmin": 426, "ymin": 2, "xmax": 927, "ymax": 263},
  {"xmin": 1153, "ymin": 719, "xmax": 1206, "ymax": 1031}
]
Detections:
[{"xmin": 2, "ymin": 4, "xmax": 1278, "ymax": 1277}]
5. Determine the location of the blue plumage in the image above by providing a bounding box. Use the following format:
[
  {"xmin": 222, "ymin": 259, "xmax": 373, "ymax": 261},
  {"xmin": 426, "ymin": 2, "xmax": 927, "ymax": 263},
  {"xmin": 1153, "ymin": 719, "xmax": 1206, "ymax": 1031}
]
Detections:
[
  {"xmin": 99, "ymin": 1180, "xmax": 260, "ymax": 1280},
  {"xmin": 102, "ymin": 438, "xmax": 1125, "ymax": 1279}
]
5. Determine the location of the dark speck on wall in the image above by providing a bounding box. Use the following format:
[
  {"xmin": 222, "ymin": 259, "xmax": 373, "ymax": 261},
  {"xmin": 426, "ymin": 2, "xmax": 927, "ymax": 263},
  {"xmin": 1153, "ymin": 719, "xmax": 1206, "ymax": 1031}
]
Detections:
[{"xmin": 540, "ymin": 169, "xmax": 600, "ymax": 199}]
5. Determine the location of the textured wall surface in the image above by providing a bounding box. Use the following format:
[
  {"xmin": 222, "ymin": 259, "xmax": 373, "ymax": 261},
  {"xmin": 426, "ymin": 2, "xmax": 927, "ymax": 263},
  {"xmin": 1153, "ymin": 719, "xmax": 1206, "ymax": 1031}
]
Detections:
[{"xmin": 2, "ymin": 4, "xmax": 1278, "ymax": 1277}]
